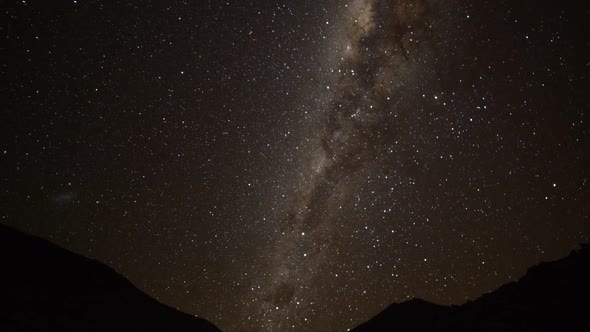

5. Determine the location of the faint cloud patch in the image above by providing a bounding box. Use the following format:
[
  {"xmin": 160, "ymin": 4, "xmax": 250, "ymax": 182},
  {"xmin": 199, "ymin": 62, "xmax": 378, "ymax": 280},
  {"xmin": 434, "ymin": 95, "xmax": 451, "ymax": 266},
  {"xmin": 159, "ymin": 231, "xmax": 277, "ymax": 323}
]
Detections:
[{"xmin": 53, "ymin": 191, "xmax": 77, "ymax": 207}]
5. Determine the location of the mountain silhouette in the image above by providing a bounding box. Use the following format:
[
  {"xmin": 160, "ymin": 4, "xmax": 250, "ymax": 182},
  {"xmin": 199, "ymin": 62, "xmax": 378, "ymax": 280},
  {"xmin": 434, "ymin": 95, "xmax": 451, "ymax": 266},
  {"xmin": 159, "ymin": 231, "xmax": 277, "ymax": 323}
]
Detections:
[
  {"xmin": 1, "ymin": 221, "xmax": 587, "ymax": 332},
  {"xmin": 0, "ymin": 224, "xmax": 220, "ymax": 332},
  {"xmin": 352, "ymin": 243, "xmax": 590, "ymax": 331}
]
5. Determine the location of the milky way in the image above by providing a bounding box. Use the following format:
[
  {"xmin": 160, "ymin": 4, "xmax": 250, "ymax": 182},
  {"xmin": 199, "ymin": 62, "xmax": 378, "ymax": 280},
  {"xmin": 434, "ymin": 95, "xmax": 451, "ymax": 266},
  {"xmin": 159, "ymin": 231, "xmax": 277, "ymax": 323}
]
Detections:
[{"xmin": 252, "ymin": 0, "xmax": 446, "ymax": 328}]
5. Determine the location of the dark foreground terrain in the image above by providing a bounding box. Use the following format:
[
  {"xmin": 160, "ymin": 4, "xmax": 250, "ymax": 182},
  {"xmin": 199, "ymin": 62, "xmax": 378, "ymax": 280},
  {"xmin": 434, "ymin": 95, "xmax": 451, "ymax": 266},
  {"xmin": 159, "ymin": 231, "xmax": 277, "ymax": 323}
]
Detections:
[
  {"xmin": 1, "ymin": 222, "xmax": 588, "ymax": 332},
  {"xmin": 353, "ymin": 243, "xmax": 590, "ymax": 331},
  {"xmin": 0, "ymin": 224, "xmax": 220, "ymax": 332}
]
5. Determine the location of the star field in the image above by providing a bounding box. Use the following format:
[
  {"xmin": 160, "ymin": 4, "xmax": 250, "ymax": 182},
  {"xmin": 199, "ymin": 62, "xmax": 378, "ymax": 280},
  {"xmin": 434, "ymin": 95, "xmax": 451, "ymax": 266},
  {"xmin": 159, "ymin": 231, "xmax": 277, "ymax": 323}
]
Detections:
[{"xmin": 2, "ymin": 1, "xmax": 589, "ymax": 331}]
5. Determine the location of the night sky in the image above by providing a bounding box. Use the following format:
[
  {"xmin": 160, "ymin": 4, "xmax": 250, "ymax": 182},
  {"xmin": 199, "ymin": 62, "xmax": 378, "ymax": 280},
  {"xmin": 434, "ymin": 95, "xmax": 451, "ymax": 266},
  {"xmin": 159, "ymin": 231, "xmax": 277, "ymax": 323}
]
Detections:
[{"xmin": 3, "ymin": 0, "xmax": 589, "ymax": 331}]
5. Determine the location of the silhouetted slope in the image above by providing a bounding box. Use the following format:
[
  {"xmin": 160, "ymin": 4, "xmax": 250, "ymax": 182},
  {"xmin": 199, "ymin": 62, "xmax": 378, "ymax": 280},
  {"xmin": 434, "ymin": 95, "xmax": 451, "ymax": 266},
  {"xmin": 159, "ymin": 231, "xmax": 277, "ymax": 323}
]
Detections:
[
  {"xmin": 0, "ymin": 224, "xmax": 221, "ymax": 332},
  {"xmin": 352, "ymin": 244, "xmax": 590, "ymax": 332}
]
